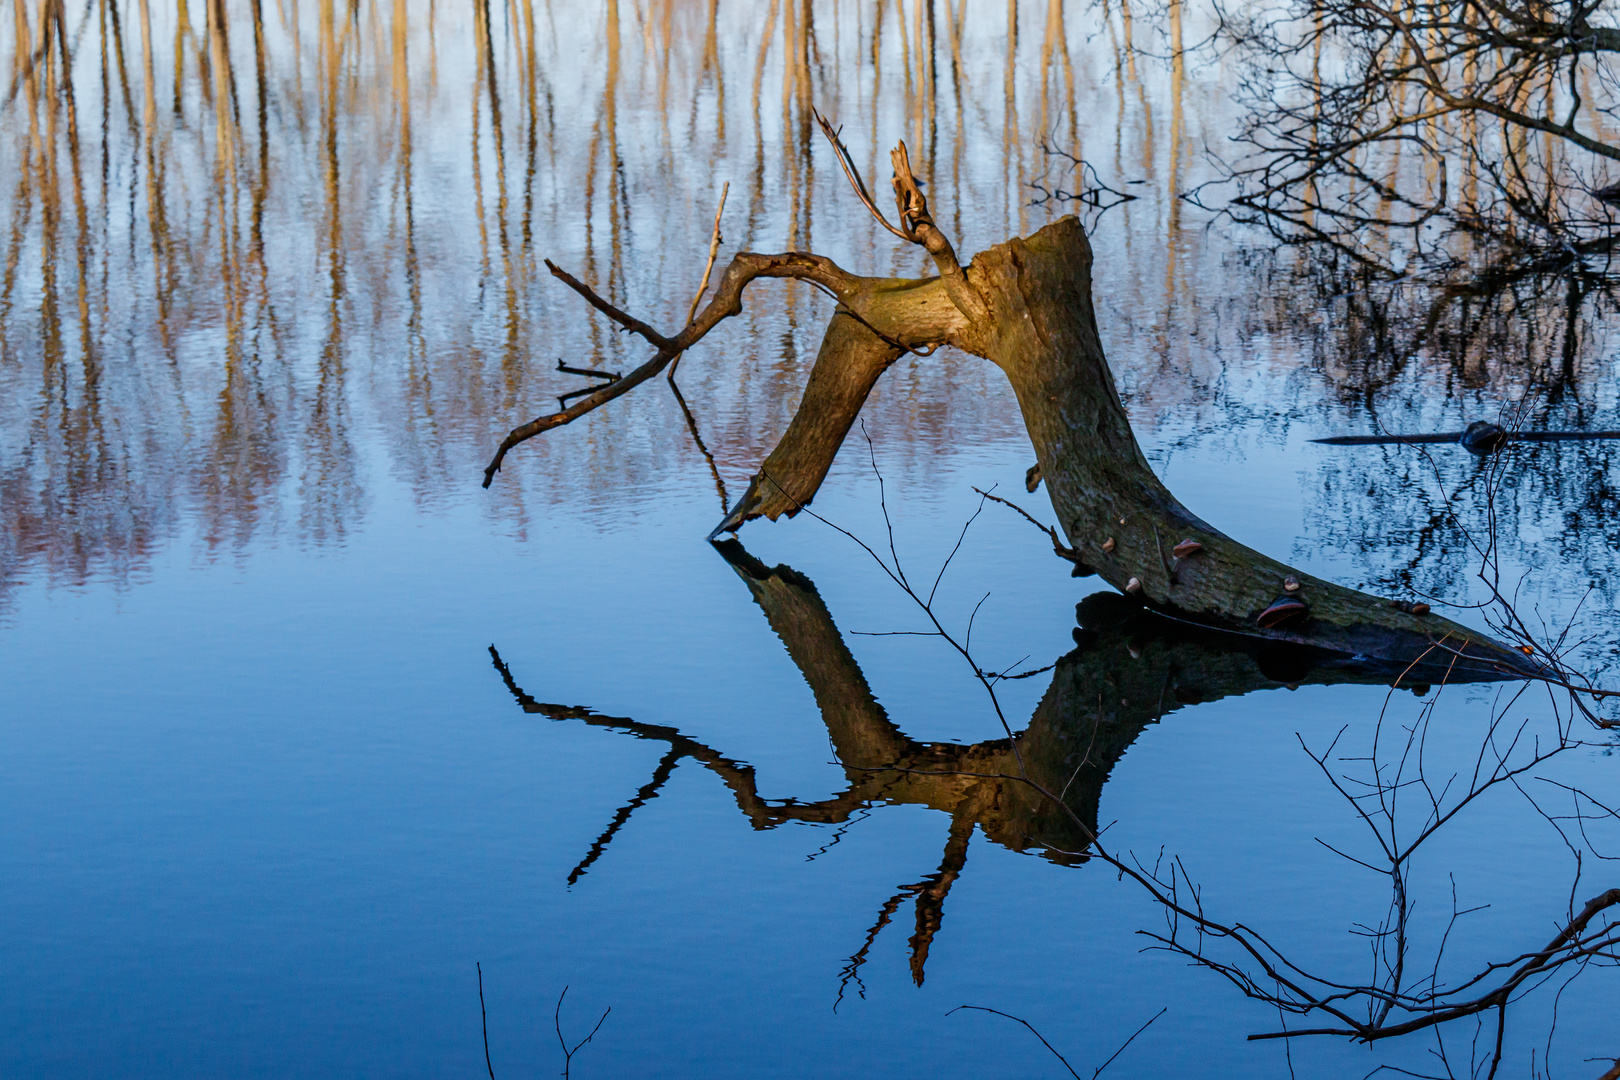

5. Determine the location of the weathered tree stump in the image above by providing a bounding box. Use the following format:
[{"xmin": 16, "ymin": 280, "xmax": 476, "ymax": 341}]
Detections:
[{"xmin": 485, "ymin": 129, "xmax": 1538, "ymax": 676}]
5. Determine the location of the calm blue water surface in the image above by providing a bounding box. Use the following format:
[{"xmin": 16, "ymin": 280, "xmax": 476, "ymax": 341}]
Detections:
[
  {"xmin": 5, "ymin": 415, "xmax": 1617, "ymax": 1077},
  {"xmin": 3, "ymin": 1, "xmax": 1619, "ymax": 1076}
]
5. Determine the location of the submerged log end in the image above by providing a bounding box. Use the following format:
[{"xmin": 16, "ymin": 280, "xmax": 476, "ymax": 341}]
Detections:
[
  {"xmin": 1133, "ymin": 541, "xmax": 1542, "ymax": 678},
  {"xmin": 709, "ymin": 472, "xmax": 807, "ymax": 538}
]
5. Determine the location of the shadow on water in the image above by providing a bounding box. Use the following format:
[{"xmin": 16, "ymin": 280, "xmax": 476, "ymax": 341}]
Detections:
[{"xmin": 489, "ymin": 537, "xmax": 1522, "ymax": 993}]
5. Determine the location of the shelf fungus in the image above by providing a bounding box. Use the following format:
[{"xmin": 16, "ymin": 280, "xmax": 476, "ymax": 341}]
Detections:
[
  {"xmin": 1283, "ymin": 576, "xmax": 1301, "ymax": 593},
  {"xmin": 1389, "ymin": 599, "xmax": 1432, "ymax": 616},
  {"xmin": 1171, "ymin": 538, "xmax": 1203, "ymax": 558},
  {"xmin": 1125, "ymin": 577, "xmax": 1143, "ymax": 594},
  {"xmin": 1102, "ymin": 537, "xmax": 1116, "ymax": 554},
  {"xmin": 1258, "ymin": 594, "xmax": 1309, "ymax": 628}
]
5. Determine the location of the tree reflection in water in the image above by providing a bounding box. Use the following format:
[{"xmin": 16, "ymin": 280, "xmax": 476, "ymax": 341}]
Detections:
[{"xmin": 489, "ymin": 537, "xmax": 1534, "ymax": 1014}]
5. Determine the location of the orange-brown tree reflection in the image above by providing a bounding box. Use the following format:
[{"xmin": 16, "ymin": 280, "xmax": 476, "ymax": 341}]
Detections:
[{"xmin": 490, "ymin": 538, "xmax": 1513, "ymax": 992}]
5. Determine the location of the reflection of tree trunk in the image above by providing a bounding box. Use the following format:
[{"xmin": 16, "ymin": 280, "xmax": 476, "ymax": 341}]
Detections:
[{"xmin": 491, "ymin": 539, "xmax": 1523, "ymax": 983}]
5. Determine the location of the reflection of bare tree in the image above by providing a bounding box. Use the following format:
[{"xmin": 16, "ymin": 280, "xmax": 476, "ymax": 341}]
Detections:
[
  {"xmin": 1111, "ymin": 236, "xmax": 1619, "ymax": 437},
  {"xmin": 299, "ymin": 0, "xmax": 361, "ymax": 543},
  {"xmin": 489, "ymin": 538, "xmax": 1513, "ymax": 988},
  {"xmin": 6, "ymin": 0, "xmax": 1620, "ymax": 642},
  {"xmin": 1200, "ymin": 0, "xmax": 1620, "ymax": 273},
  {"xmin": 1218, "ymin": 257, "xmax": 1620, "ymax": 640}
]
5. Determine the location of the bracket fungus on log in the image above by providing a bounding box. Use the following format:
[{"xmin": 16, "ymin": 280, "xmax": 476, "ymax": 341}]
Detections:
[{"xmin": 483, "ymin": 122, "xmax": 1540, "ymax": 678}]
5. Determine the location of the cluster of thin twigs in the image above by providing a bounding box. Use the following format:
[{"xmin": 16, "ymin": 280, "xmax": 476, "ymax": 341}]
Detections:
[
  {"xmin": 1188, "ymin": 0, "xmax": 1620, "ymax": 277},
  {"xmin": 795, "ymin": 426, "xmax": 1617, "ymax": 1077},
  {"xmin": 1401, "ymin": 397, "xmax": 1620, "ymax": 725}
]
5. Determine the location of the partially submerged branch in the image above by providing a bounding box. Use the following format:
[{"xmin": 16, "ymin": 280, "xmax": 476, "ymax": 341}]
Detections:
[
  {"xmin": 485, "ymin": 127, "xmax": 1546, "ymax": 672},
  {"xmin": 480, "ymin": 249, "xmax": 924, "ymax": 488}
]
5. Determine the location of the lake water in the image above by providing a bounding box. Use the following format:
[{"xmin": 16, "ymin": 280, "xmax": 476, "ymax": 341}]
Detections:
[{"xmin": 2, "ymin": 1, "xmax": 1618, "ymax": 1076}]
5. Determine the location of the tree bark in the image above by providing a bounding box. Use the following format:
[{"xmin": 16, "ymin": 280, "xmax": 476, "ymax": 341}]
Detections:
[
  {"xmin": 717, "ymin": 216, "xmax": 1536, "ymax": 675},
  {"xmin": 493, "ymin": 185, "xmax": 1542, "ymax": 675}
]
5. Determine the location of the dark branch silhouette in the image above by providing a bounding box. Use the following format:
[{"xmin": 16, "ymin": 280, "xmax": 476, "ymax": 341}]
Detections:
[{"xmin": 490, "ymin": 536, "xmax": 1528, "ymax": 992}]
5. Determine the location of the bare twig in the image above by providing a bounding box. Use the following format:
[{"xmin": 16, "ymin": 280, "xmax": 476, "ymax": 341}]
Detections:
[
  {"xmin": 811, "ymin": 109, "xmax": 909, "ymax": 241},
  {"xmin": 946, "ymin": 1006, "xmax": 1084, "ymax": 1078},
  {"xmin": 670, "ymin": 182, "xmax": 730, "ymax": 381},
  {"xmin": 482, "ymin": 249, "xmax": 871, "ymax": 487},
  {"xmin": 555, "ymin": 986, "xmax": 610, "ymax": 1080},
  {"xmin": 477, "ymin": 962, "xmax": 494, "ymax": 1080},
  {"xmin": 813, "ymin": 109, "xmax": 988, "ymax": 323},
  {"xmin": 683, "ymin": 182, "xmax": 730, "ymax": 330},
  {"xmin": 948, "ymin": 1004, "xmax": 1166, "ymax": 1079},
  {"xmin": 971, "ymin": 485, "xmax": 1086, "ymax": 567}
]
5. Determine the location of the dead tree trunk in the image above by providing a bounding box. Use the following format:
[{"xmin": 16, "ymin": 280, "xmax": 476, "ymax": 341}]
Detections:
[{"xmin": 485, "ymin": 125, "xmax": 1539, "ymax": 676}]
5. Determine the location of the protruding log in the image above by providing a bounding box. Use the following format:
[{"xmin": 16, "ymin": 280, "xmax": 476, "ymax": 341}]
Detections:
[
  {"xmin": 948, "ymin": 217, "xmax": 1533, "ymax": 673},
  {"xmin": 492, "ymin": 142, "xmax": 1541, "ymax": 673},
  {"xmin": 708, "ymin": 216, "xmax": 1536, "ymax": 674},
  {"xmin": 712, "ymin": 312, "xmax": 901, "ymax": 533}
]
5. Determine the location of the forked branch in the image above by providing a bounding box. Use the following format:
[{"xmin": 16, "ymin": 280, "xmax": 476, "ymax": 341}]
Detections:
[
  {"xmin": 485, "ymin": 121, "xmax": 988, "ymax": 489},
  {"xmin": 813, "ymin": 110, "xmax": 988, "ymax": 324},
  {"xmin": 812, "ymin": 109, "xmax": 910, "ymax": 242},
  {"xmin": 481, "ymin": 250, "xmax": 869, "ymax": 487}
]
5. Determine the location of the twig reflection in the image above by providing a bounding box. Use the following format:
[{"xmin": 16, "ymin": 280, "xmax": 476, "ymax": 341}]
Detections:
[{"xmin": 490, "ymin": 537, "xmax": 1514, "ymax": 991}]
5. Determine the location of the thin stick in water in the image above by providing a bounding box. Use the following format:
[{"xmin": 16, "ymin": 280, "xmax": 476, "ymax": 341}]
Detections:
[{"xmin": 477, "ymin": 962, "xmax": 494, "ymax": 1080}]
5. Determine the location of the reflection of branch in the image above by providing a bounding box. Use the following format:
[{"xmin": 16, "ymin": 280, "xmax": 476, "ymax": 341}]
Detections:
[
  {"xmin": 554, "ymin": 986, "xmax": 609, "ymax": 1080},
  {"xmin": 666, "ymin": 377, "xmax": 729, "ymax": 514},
  {"xmin": 787, "ymin": 453, "xmax": 1617, "ymax": 1060},
  {"xmin": 554, "ymin": 361, "xmax": 621, "ymax": 408},
  {"xmin": 906, "ymin": 808, "xmax": 975, "ymax": 986},
  {"xmin": 488, "ymin": 644, "xmax": 807, "ymax": 838},
  {"xmin": 477, "ymin": 963, "xmax": 494, "ymax": 1080},
  {"xmin": 566, "ymin": 746, "xmax": 681, "ymax": 887},
  {"xmin": 491, "ymin": 524, "xmax": 1535, "ymax": 1008},
  {"xmin": 838, "ymin": 807, "xmax": 981, "ymax": 1002},
  {"xmin": 491, "ymin": 493, "xmax": 1607, "ymax": 1059},
  {"xmin": 834, "ymin": 886, "xmax": 907, "ymax": 1010},
  {"xmin": 1197, "ymin": 0, "xmax": 1620, "ymax": 273},
  {"xmin": 948, "ymin": 1004, "xmax": 1165, "ymax": 1080},
  {"xmin": 752, "ymin": 433, "xmax": 1025, "ymax": 758},
  {"xmin": 1029, "ymin": 142, "xmax": 1141, "ymax": 217}
]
